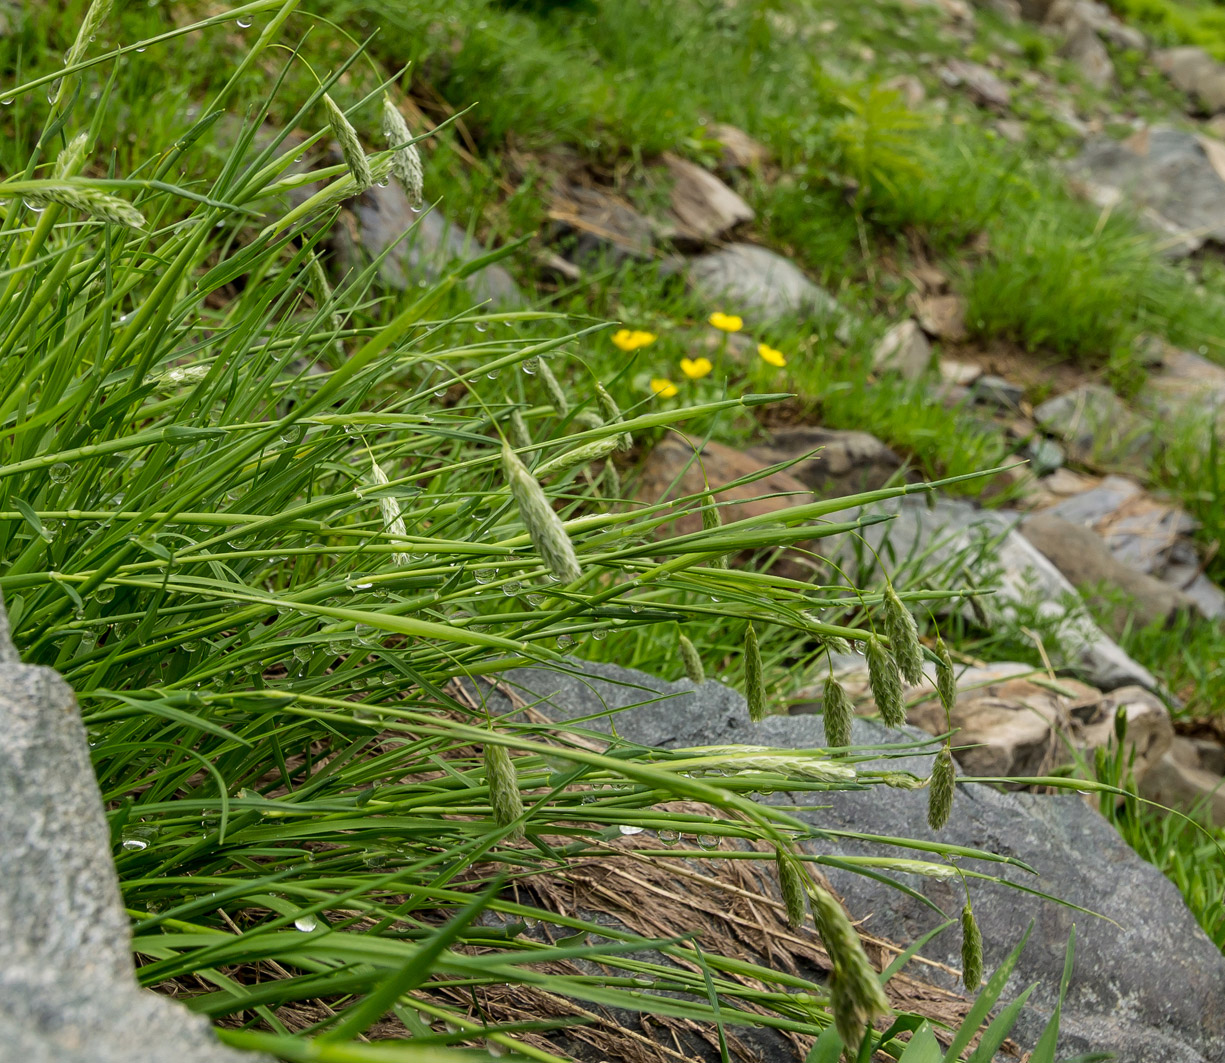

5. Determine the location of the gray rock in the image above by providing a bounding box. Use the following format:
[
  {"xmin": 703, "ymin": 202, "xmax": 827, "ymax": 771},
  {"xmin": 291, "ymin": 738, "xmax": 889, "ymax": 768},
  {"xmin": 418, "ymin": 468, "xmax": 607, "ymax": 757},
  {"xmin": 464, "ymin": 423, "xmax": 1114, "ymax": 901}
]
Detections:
[
  {"xmin": 1143, "ymin": 347, "xmax": 1225, "ymax": 423},
  {"xmin": 0, "ymin": 592, "xmax": 266, "ymax": 1063},
  {"xmin": 549, "ymin": 184, "xmax": 659, "ymax": 267},
  {"xmin": 334, "ymin": 184, "xmax": 523, "ymax": 307},
  {"xmin": 825, "ymin": 495, "xmax": 1156, "ymax": 690},
  {"xmin": 1073, "ymin": 127, "xmax": 1225, "ymax": 258},
  {"xmin": 746, "ymin": 425, "xmax": 904, "ymax": 498},
  {"xmin": 686, "ymin": 243, "xmax": 840, "ymax": 325},
  {"xmin": 1155, "ymin": 46, "xmax": 1225, "ymax": 113},
  {"xmin": 1021, "ymin": 511, "xmax": 1198, "ymax": 632},
  {"xmin": 1140, "ymin": 745, "xmax": 1225, "ymax": 828},
  {"xmin": 1033, "ymin": 384, "xmax": 1153, "ymax": 467},
  {"xmin": 495, "ymin": 659, "xmax": 1225, "ymax": 1063},
  {"xmin": 970, "ymin": 373, "xmax": 1025, "ymax": 410},
  {"xmin": 871, "ymin": 319, "xmax": 931, "ymax": 380},
  {"xmin": 939, "ymin": 59, "xmax": 1012, "ymax": 109},
  {"xmin": 1025, "ymin": 436, "xmax": 1065, "ymax": 476},
  {"xmin": 1059, "ymin": 16, "xmax": 1115, "ymax": 90}
]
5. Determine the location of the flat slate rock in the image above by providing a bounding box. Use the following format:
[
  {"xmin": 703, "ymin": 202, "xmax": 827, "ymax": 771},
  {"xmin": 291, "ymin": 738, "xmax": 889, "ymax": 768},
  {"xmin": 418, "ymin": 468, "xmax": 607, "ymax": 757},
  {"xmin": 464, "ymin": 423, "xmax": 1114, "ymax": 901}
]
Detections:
[
  {"xmin": 1032, "ymin": 384, "xmax": 1152, "ymax": 468},
  {"xmin": 686, "ymin": 243, "xmax": 840, "ymax": 325},
  {"xmin": 486, "ymin": 659, "xmax": 1225, "ymax": 1063},
  {"xmin": 0, "ymin": 596, "xmax": 267, "ymax": 1063}
]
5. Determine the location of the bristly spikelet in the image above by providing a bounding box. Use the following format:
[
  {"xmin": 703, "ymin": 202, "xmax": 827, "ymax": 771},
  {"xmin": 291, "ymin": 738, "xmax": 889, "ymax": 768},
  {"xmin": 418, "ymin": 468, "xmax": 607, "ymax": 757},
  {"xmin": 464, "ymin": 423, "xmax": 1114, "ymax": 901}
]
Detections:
[
  {"xmin": 571, "ymin": 409, "xmax": 605, "ymax": 432},
  {"xmin": 380, "ymin": 95, "xmax": 424, "ymax": 207},
  {"xmin": 535, "ymin": 436, "xmax": 620, "ymax": 478},
  {"xmin": 961, "ymin": 900, "xmax": 983, "ymax": 990},
  {"xmin": 776, "ymin": 848, "xmax": 808, "ymax": 929},
  {"xmin": 679, "ymin": 633, "xmax": 705, "ymax": 685},
  {"xmin": 744, "ymin": 622, "xmax": 767, "ymax": 723},
  {"xmin": 538, "ymin": 359, "xmax": 569, "ymax": 416},
  {"xmin": 595, "ymin": 383, "xmax": 632, "ymax": 451},
  {"xmin": 928, "ymin": 745, "xmax": 955, "ymax": 831},
  {"xmin": 54, "ymin": 132, "xmax": 91, "ymax": 179},
  {"xmin": 502, "ymin": 443, "xmax": 582, "ymax": 585},
  {"xmin": 324, "ymin": 93, "xmax": 374, "ymax": 191},
  {"xmin": 59, "ymin": 0, "xmax": 113, "ymax": 103},
  {"xmin": 483, "ymin": 743, "xmax": 525, "ymax": 840},
  {"xmin": 821, "ymin": 675, "xmax": 854, "ymax": 749},
  {"xmin": 16, "ymin": 184, "xmax": 145, "ymax": 230},
  {"xmin": 884, "ymin": 583, "xmax": 924, "ymax": 687},
  {"xmin": 601, "ymin": 459, "xmax": 621, "ymax": 499},
  {"xmin": 866, "ymin": 635, "xmax": 905, "ymax": 728},
  {"xmin": 808, "ymin": 882, "xmax": 890, "ymax": 1052},
  {"xmin": 369, "ymin": 458, "xmax": 409, "ymax": 565},
  {"xmin": 936, "ymin": 635, "xmax": 957, "ymax": 715},
  {"xmin": 307, "ymin": 252, "xmax": 345, "ymax": 348},
  {"xmin": 509, "ymin": 408, "xmax": 534, "ymax": 456}
]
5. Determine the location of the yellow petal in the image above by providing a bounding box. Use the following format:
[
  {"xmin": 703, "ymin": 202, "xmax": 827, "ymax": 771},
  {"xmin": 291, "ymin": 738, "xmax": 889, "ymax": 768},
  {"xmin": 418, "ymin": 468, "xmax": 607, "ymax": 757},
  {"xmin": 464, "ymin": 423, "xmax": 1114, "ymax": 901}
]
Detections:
[
  {"xmin": 650, "ymin": 377, "xmax": 679, "ymax": 399},
  {"xmin": 631, "ymin": 330, "xmax": 658, "ymax": 348},
  {"xmin": 708, "ymin": 312, "xmax": 743, "ymax": 333},
  {"xmin": 612, "ymin": 328, "xmax": 637, "ymax": 352},
  {"xmin": 757, "ymin": 343, "xmax": 787, "ymax": 367},
  {"xmin": 679, "ymin": 356, "xmax": 713, "ymax": 379}
]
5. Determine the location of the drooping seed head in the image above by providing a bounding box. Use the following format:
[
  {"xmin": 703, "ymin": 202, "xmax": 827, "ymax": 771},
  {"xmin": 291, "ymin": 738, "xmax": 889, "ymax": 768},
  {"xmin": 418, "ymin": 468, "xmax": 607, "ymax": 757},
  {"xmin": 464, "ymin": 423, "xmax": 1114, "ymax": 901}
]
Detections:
[
  {"xmin": 808, "ymin": 882, "xmax": 889, "ymax": 1052},
  {"xmin": 502, "ymin": 443, "xmax": 581, "ymax": 585},
  {"xmin": 884, "ymin": 584, "xmax": 924, "ymax": 687},
  {"xmin": 601, "ymin": 459, "xmax": 621, "ymax": 499},
  {"xmin": 700, "ymin": 493, "xmax": 728, "ymax": 569},
  {"xmin": 961, "ymin": 900, "xmax": 983, "ymax": 990},
  {"xmin": 571, "ymin": 409, "xmax": 605, "ymax": 432},
  {"xmin": 535, "ymin": 435, "xmax": 620, "ymax": 478},
  {"xmin": 324, "ymin": 93, "xmax": 374, "ymax": 191},
  {"xmin": 483, "ymin": 742, "xmax": 525, "ymax": 840},
  {"xmin": 927, "ymin": 745, "xmax": 955, "ymax": 831},
  {"xmin": 744, "ymin": 622, "xmax": 767, "ymax": 723},
  {"xmin": 369, "ymin": 458, "xmax": 409, "ymax": 565},
  {"xmin": 776, "ymin": 848, "xmax": 808, "ymax": 929},
  {"xmin": 509, "ymin": 408, "xmax": 534, "ymax": 455},
  {"xmin": 821, "ymin": 675, "xmax": 854, "ymax": 749},
  {"xmin": 537, "ymin": 359, "xmax": 569, "ymax": 416},
  {"xmin": 936, "ymin": 635, "xmax": 957, "ymax": 715},
  {"xmin": 15, "ymin": 183, "xmax": 145, "ymax": 230},
  {"xmin": 61, "ymin": 0, "xmax": 113, "ymax": 100},
  {"xmin": 595, "ymin": 383, "xmax": 632, "ymax": 451},
  {"xmin": 380, "ymin": 95, "xmax": 424, "ymax": 208},
  {"xmin": 866, "ymin": 635, "xmax": 905, "ymax": 728},
  {"xmin": 679, "ymin": 632, "xmax": 705, "ymax": 685}
]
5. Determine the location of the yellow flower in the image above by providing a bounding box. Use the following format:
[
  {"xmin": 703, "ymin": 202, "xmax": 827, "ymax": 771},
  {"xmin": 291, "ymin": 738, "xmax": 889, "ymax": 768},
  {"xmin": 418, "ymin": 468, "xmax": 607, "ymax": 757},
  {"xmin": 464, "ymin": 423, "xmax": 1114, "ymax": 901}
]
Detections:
[
  {"xmin": 679, "ymin": 356, "xmax": 713, "ymax": 380},
  {"xmin": 612, "ymin": 328, "xmax": 657, "ymax": 352},
  {"xmin": 757, "ymin": 343, "xmax": 787, "ymax": 368},
  {"xmin": 708, "ymin": 311, "xmax": 743, "ymax": 333},
  {"xmin": 650, "ymin": 377, "xmax": 679, "ymax": 399}
]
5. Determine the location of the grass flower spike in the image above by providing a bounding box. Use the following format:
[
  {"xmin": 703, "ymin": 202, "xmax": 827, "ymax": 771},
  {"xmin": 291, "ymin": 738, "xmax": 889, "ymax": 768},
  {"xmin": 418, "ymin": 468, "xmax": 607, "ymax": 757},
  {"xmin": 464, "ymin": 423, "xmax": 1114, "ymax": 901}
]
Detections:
[
  {"xmin": 369, "ymin": 458, "xmax": 409, "ymax": 564},
  {"xmin": 884, "ymin": 583, "xmax": 924, "ymax": 686},
  {"xmin": 381, "ymin": 95, "xmax": 424, "ymax": 207},
  {"xmin": 744, "ymin": 622, "xmax": 767, "ymax": 722},
  {"xmin": 708, "ymin": 311, "xmax": 743, "ymax": 332},
  {"xmin": 324, "ymin": 93, "xmax": 374, "ymax": 191},
  {"xmin": 612, "ymin": 328, "xmax": 657, "ymax": 351},
  {"xmin": 822, "ymin": 675, "xmax": 854, "ymax": 749},
  {"xmin": 776, "ymin": 848, "xmax": 808, "ymax": 929},
  {"xmin": 595, "ymin": 382, "xmax": 632, "ymax": 451},
  {"xmin": 936, "ymin": 635, "xmax": 957, "ymax": 715},
  {"xmin": 961, "ymin": 900, "xmax": 983, "ymax": 989},
  {"xmin": 678, "ymin": 632, "xmax": 705, "ymax": 685},
  {"xmin": 679, "ymin": 356, "xmax": 713, "ymax": 379},
  {"xmin": 484, "ymin": 743, "xmax": 525, "ymax": 840},
  {"xmin": 502, "ymin": 443, "xmax": 582, "ymax": 585},
  {"xmin": 757, "ymin": 343, "xmax": 787, "ymax": 367},
  {"xmin": 538, "ymin": 359, "xmax": 569, "ymax": 416},
  {"xmin": 866, "ymin": 635, "xmax": 905, "ymax": 728},
  {"xmin": 928, "ymin": 745, "xmax": 955, "ymax": 830},
  {"xmin": 8, "ymin": 182, "xmax": 145, "ymax": 230},
  {"xmin": 650, "ymin": 378, "xmax": 678, "ymax": 399}
]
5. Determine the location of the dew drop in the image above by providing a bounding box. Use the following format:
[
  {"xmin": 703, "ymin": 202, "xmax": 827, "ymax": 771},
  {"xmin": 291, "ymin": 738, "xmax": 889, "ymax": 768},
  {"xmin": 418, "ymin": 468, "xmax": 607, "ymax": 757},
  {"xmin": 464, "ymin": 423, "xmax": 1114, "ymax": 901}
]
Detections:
[
  {"xmin": 292, "ymin": 644, "xmax": 312, "ymax": 661},
  {"xmin": 0, "ymin": 98, "xmax": 12, "ymax": 106},
  {"xmin": 474, "ymin": 321, "xmax": 487, "ymax": 333},
  {"xmin": 697, "ymin": 834, "xmax": 719, "ymax": 850},
  {"xmin": 526, "ymin": 592, "xmax": 545, "ymax": 606},
  {"xmin": 658, "ymin": 828, "xmax": 680, "ymax": 845},
  {"xmin": 521, "ymin": 357, "xmax": 538, "ymax": 375},
  {"xmin": 433, "ymin": 388, "xmax": 448, "ymax": 398},
  {"xmin": 618, "ymin": 824, "xmax": 644, "ymax": 835},
  {"xmin": 294, "ymin": 914, "xmax": 318, "ymax": 932},
  {"xmin": 24, "ymin": 200, "xmax": 46, "ymax": 214},
  {"xmin": 502, "ymin": 580, "xmax": 521, "ymax": 596},
  {"xmin": 95, "ymin": 585, "xmax": 115, "ymax": 603},
  {"xmin": 236, "ymin": 16, "xmax": 252, "ymax": 28},
  {"xmin": 49, "ymin": 462, "xmax": 72, "ymax": 483},
  {"xmin": 556, "ymin": 634, "xmax": 574, "ymax": 649},
  {"xmin": 473, "ymin": 568, "xmax": 496, "ymax": 585}
]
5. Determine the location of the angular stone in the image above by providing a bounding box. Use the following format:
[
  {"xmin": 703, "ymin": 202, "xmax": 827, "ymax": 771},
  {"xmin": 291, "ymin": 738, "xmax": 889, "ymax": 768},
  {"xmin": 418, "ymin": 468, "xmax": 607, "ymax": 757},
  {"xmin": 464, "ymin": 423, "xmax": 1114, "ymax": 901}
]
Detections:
[
  {"xmin": 686, "ymin": 243, "xmax": 840, "ymax": 325},
  {"xmin": 1140, "ymin": 746, "xmax": 1225, "ymax": 827},
  {"xmin": 746, "ymin": 425, "xmax": 904, "ymax": 498},
  {"xmin": 911, "ymin": 292, "xmax": 968, "ymax": 341},
  {"xmin": 634, "ymin": 436, "xmax": 816, "ymax": 579},
  {"xmin": 1059, "ymin": 17, "xmax": 1115, "ymax": 90},
  {"xmin": 1021, "ymin": 512, "xmax": 1198, "ymax": 631},
  {"xmin": 663, "ymin": 153, "xmax": 754, "ymax": 245},
  {"xmin": 1155, "ymin": 46, "xmax": 1225, "ymax": 112},
  {"xmin": 939, "ymin": 59, "xmax": 1012, "ymax": 109},
  {"xmin": 334, "ymin": 185, "xmax": 522, "ymax": 307},
  {"xmin": 498, "ymin": 659, "xmax": 1225, "ymax": 1063},
  {"xmin": 548, "ymin": 184, "xmax": 658, "ymax": 266},
  {"xmin": 1073, "ymin": 127, "xmax": 1225, "ymax": 257},
  {"xmin": 872, "ymin": 319, "xmax": 931, "ymax": 379},
  {"xmin": 0, "ymin": 594, "xmax": 267, "ymax": 1063},
  {"xmin": 939, "ymin": 358, "xmax": 982, "ymax": 386},
  {"xmin": 1144, "ymin": 347, "xmax": 1225, "ymax": 422},
  {"xmin": 705, "ymin": 123, "xmax": 771, "ymax": 174},
  {"xmin": 1025, "ymin": 437, "xmax": 1065, "ymax": 476},
  {"xmin": 971, "ymin": 373, "xmax": 1025, "ymax": 410},
  {"xmin": 1033, "ymin": 384, "xmax": 1153, "ymax": 467},
  {"xmin": 824, "ymin": 495, "xmax": 1157, "ymax": 690}
]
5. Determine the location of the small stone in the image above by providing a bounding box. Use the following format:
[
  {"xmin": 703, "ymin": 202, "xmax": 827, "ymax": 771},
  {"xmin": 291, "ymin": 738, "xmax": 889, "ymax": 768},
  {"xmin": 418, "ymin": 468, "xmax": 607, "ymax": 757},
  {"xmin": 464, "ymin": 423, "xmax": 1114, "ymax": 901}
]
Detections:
[
  {"xmin": 939, "ymin": 59, "xmax": 1012, "ymax": 109},
  {"xmin": 872, "ymin": 320, "xmax": 932, "ymax": 380},
  {"xmin": 912, "ymin": 293, "xmax": 968, "ymax": 341},
  {"xmin": 1032, "ymin": 384, "xmax": 1153, "ymax": 468},
  {"xmin": 746, "ymin": 426, "xmax": 905, "ymax": 498},
  {"xmin": 1140, "ymin": 746, "xmax": 1225, "ymax": 827},
  {"xmin": 940, "ymin": 358, "xmax": 982, "ymax": 386},
  {"xmin": 549, "ymin": 184, "xmax": 658, "ymax": 266},
  {"xmin": 706, "ymin": 123, "xmax": 770, "ymax": 173},
  {"xmin": 1059, "ymin": 16, "xmax": 1115, "ymax": 90},
  {"xmin": 663, "ymin": 153, "xmax": 754, "ymax": 246},
  {"xmin": 971, "ymin": 374, "xmax": 1025, "ymax": 410},
  {"xmin": 1025, "ymin": 437, "xmax": 1065, "ymax": 476}
]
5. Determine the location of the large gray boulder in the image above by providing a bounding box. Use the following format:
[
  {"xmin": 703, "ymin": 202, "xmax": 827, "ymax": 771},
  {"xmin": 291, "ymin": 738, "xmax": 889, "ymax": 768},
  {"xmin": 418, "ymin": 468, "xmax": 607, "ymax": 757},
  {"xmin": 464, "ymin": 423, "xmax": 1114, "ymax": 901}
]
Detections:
[
  {"xmin": 0, "ymin": 596, "xmax": 267, "ymax": 1063},
  {"xmin": 489, "ymin": 659, "xmax": 1225, "ymax": 1063}
]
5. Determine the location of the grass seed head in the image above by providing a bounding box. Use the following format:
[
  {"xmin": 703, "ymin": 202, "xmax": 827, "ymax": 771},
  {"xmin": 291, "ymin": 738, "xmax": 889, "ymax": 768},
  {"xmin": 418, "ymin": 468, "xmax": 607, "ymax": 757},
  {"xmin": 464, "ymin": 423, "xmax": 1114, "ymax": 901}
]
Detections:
[
  {"xmin": 54, "ymin": 132, "xmax": 91, "ymax": 179},
  {"xmin": 808, "ymin": 883, "xmax": 889, "ymax": 1051},
  {"xmin": 866, "ymin": 635, "xmax": 905, "ymax": 728},
  {"xmin": 961, "ymin": 900, "xmax": 983, "ymax": 990},
  {"xmin": 535, "ymin": 435, "xmax": 620, "ymax": 478},
  {"xmin": 701, "ymin": 494, "xmax": 728, "ymax": 569},
  {"xmin": 678, "ymin": 632, "xmax": 705, "ymax": 685},
  {"xmin": 380, "ymin": 95, "xmax": 424, "ymax": 208},
  {"xmin": 884, "ymin": 583, "xmax": 924, "ymax": 687},
  {"xmin": 483, "ymin": 742, "xmax": 525, "ymax": 840},
  {"xmin": 744, "ymin": 621, "xmax": 767, "ymax": 722},
  {"xmin": 324, "ymin": 93, "xmax": 374, "ymax": 191},
  {"xmin": 369, "ymin": 458, "xmax": 409, "ymax": 565},
  {"xmin": 928, "ymin": 745, "xmax": 956, "ymax": 831},
  {"xmin": 509, "ymin": 408, "xmax": 534, "ymax": 455},
  {"xmin": 821, "ymin": 674, "xmax": 854, "ymax": 749},
  {"xmin": 537, "ymin": 359, "xmax": 569, "ymax": 416},
  {"xmin": 62, "ymin": 0, "xmax": 113, "ymax": 92},
  {"xmin": 17, "ymin": 183, "xmax": 146, "ymax": 230},
  {"xmin": 776, "ymin": 848, "xmax": 808, "ymax": 929},
  {"xmin": 595, "ymin": 382, "xmax": 632, "ymax": 451},
  {"xmin": 502, "ymin": 443, "xmax": 582, "ymax": 585},
  {"xmin": 936, "ymin": 635, "xmax": 957, "ymax": 714},
  {"xmin": 601, "ymin": 458, "xmax": 621, "ymax": 499}
]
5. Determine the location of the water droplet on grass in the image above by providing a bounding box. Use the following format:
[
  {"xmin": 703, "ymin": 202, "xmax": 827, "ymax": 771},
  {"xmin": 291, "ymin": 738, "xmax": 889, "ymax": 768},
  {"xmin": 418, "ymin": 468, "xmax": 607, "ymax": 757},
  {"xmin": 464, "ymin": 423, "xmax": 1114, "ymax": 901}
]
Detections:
[
  {"xmin": 294, "ymin": 914, "xmax": 317, "ymax": 932},
  {"xmin": 697, "ymin": 834, "xmax": 719, "ymax": 850},
  {"xmin": 236, "ymin": 16, "xmax": 252, "ymax": 27},
  {"xmin": 618, "ymin": 824, "xmax": 644, "ymax": 835}
]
